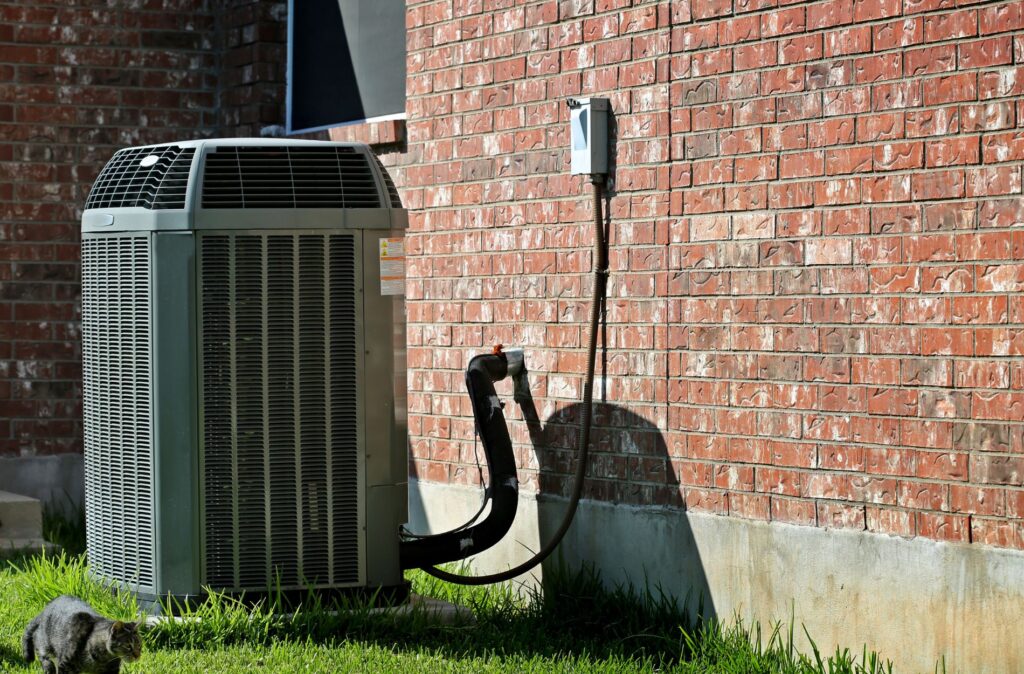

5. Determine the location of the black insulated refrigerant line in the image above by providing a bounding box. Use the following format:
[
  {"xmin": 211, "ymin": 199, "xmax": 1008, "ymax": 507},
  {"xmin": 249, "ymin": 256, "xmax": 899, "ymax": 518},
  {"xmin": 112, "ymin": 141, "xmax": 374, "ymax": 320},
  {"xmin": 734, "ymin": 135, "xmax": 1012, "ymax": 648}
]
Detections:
[
  {"xmin": 398, "ymin": 348, "xmax": 522, "ymax": 570},
  {"xmin": 399, "ymin": 176, "xmax": 609, "ymax": 584}
]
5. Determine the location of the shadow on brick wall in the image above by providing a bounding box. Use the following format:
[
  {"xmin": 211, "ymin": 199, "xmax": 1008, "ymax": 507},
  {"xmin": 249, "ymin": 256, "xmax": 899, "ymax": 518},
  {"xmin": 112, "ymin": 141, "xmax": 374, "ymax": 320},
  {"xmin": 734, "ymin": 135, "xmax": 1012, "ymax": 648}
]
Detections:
[
  {"xmin": 519, "ymin": 399, "xmax": 716, "ymax": 622},
  {"xmin": 407, "ymin": 394, "xmax": 716, "ymax": 621}
]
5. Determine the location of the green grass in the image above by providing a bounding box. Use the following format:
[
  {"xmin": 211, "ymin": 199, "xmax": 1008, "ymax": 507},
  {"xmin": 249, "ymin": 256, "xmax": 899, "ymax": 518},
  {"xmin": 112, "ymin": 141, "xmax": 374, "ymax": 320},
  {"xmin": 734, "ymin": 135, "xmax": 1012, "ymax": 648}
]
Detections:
[{"xmin": 0, "ymin": 550, "xmax": 907, "ymax": 674}]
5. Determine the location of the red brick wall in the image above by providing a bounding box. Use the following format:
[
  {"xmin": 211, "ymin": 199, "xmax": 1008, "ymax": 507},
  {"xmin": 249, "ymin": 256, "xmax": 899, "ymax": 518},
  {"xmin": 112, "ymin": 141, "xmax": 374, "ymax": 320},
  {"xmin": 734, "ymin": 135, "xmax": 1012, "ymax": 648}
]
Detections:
[
  {"xmin": 338, "ymin": 0, "xmax": 1024, "ymax": 550},
  {"xmin": 6, "ymin": 0, "xmax": 1023, "ymax": 552},
  {"xmin": 219, "ymin": 1, "xmax": 288, "ymax": 135},
  {"xmin": 0, "ymin": 1, "xmax": 288, "ymax": 456}
]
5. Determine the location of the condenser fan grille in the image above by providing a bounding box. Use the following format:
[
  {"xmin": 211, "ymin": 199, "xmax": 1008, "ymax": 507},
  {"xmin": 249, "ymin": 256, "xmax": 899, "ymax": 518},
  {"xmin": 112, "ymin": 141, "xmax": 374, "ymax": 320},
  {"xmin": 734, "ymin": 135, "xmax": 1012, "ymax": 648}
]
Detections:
[
  {"xmin": 199, "ymin": 233, "xmax": 361, "ymax": 590},
  {"xmin": 373, "ymin": 155, "xmax": 403, "ymax": 208},
  {"xmin": 85, "ymin": 146, "xmax": 195, "ymax": 210},
  {"xmin": 201, "ymin": 146, "xmax": 382, "ymax": 209},
  {"xmin": 81, "ymin": 235, "xmax": 156, "ymax": 591}
]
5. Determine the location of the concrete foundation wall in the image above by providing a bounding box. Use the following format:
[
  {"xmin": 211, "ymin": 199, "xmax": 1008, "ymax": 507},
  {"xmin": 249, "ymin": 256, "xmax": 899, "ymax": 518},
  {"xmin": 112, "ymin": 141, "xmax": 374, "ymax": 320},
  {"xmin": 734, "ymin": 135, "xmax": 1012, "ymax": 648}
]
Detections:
[
  {"xmin": 0, "ymin": 455, "xmax": 84, "ymax": 515},
  {"xmin": 410, "ymin": 478, "xmax": 1024, "ymax": 674}
]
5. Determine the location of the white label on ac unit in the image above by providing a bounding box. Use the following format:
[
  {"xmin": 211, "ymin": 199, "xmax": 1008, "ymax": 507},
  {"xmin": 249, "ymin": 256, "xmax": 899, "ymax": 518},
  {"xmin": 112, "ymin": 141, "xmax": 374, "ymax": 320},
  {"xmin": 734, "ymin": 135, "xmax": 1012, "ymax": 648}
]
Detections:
[{"xmin": 379, "ymin": 237, "xmax": 405, "ymax": 296}]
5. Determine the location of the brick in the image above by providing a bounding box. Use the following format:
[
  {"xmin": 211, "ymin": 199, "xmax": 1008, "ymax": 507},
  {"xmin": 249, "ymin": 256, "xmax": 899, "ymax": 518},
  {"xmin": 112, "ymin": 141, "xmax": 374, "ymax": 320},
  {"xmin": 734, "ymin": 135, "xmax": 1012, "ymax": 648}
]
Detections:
[
  {"xmin": 872, "ymin": 81, "xmax": 923, "ymax": 111},
  {"xmin": 824, "ymin": 87, "xmax": 871, "ymax": 116},
  {"xmin": 817, "ymin": 502, "xmax": 866, "ymax": 530},
  {"xmin": 968, "ymin": 167, "xmax": 1022, "ymax": 198},
  {"xmin": 854, "ymin": 53, "xmax": 902, "ymax": 84},
  {"xmin": 737, "ymin": 42, "xmax": 774, "ymax": 71},
  {"xmin": 925, "ymin": 137, "xmax": 979, "ymax": 168},
  {"xmin": 780, "ymin": 151, "xmax": 824, "ymax": 179},
  {"xmin": 905, "ymin": 106, "xmax": 959, "ymax": 138},
  {"xmin": 734, "ymin": 0, "xmax": 776, "ymax": 12},
  {"xmin": 762, "ymin": 7, "xmax": 806, "ymax": 37},
  {"xmin": 960, "ymin": 37, "xmax": 1014, "ymax": 69},
  {"xmin": 852, "ymin": 416, "xmax": 901, "ymax": 449},
  {"xmin": 873, "ymin": 18, "xmax": 922, "ymax": 51},
  {"xmin": 979, "ymin": 4, "xmax": 1024, "ymax": 35},
  {"xmin": 979, "ymin": 66, "xmax": 1024, "ymax": 99},
  {"xmin": 778, "ymin": 94, "xmax": 824, "ymax": 126},
  {"xmin": 924, "ymin": 73, "xmax": 977, "ymax": 106},
  {"xmin": 729, "ymin": 493, "xmax": 770, "ymax": 520},
  {"xmin": 867, "ymin": 507, "xmax": 915, "ymax": 537},
  {"xmin": 972, "ymin": 455, "xmax": 1024, "ymax": 486},
  {"xmin": 916, "ymin": 512, "xmax": 969, "ymax": 543},
  {"xmin": 719, "ymin": 16, "xmax": 761, "ymax": 45},
  {"xmin": 761, "ymin": 66, "xmax": 806, "ymax": 95},
  {"xmin": 824, "ymin": 26, "xmax": 870, "ymax": 57},
  {"xmin": 923, "ymin": 10, "xmax": 977, "ymax": 42},
  {"xmin": 980, "ymin": 199, "xmax": 1024, "ymax": 228},
  {"xmin": 982, "ymin": 132, "xmax": 1024, "ymax": 164},
  {"xmin": 771, "ymin": 497, "xmax": 817, "ymax": 526},
  {"xmin": 950, "ymin": 485, "xmax": 1005, "ymax": 516},
  {"xmin": 961, "ymin": 102, "xmax": 1014, "ymax": 132},
  {"xmin": 972, "ymin": 519, "xmax": 1024, "ymax": 549},
  {"xmin": 909, "ymin": 44, "xmax": 954, "ymax": 76},
  {"xmin": 898, "ymin": 481, "xmax": 947, "ymax": 510},
  {"xmin": 855, "ymin": 0, "xmax": 901, "ymax": 20},
  {"xmin": 866, "ymin": 447, "xmax": 916, "ymax": 476}
]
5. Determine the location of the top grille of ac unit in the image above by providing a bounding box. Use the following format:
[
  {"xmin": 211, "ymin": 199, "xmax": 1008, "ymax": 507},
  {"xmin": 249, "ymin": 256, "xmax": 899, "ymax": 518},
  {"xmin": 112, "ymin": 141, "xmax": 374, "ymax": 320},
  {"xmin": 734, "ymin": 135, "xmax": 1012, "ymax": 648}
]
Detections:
[
  {"xmin": 201, "ymin": 146, "xmax": 381, "ymax": 209},
  {"xmin": 81, "ymin": 140, "xmax": 404, "ymax": 228},
  {"xmin": 84, "ymin": 145, "xmax": 195, "ymax": 210}
]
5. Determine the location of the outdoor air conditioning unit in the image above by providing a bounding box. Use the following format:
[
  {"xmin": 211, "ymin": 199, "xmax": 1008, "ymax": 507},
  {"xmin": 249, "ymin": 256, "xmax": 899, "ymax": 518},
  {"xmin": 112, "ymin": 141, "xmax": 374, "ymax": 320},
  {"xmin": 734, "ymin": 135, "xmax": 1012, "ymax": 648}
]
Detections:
[{"xmin": 80, "ymin": 139, "xmax": 409, "ymax": 606}]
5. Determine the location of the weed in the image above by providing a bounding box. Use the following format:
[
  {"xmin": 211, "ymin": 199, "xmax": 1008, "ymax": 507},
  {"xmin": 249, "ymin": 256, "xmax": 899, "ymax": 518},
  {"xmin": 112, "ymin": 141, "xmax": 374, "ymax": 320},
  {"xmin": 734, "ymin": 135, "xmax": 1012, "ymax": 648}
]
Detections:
[{"xmin": 13, "ymin": 551, "xmax": 139, "ymax": 621}]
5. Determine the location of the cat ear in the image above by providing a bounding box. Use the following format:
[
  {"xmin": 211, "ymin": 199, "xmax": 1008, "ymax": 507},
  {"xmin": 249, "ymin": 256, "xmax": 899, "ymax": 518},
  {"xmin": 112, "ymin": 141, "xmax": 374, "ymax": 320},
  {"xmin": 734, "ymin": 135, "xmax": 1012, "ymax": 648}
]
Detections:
[{"xmin": 112, "ymin": 621, "xmax": 124, "ymax": 632}]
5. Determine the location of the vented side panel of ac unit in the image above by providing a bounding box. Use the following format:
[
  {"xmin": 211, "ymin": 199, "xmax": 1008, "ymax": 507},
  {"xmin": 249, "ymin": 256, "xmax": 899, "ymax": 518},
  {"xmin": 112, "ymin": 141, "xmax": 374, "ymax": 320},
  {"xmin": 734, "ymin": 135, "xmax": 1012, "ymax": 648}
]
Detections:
[
  {"xmin": 199, "ymin": 233, "xmax": 362, "ymax": 590},
  {"xmin": 82, "ymin": 235, "xmax": 156, "ymax": 591}
]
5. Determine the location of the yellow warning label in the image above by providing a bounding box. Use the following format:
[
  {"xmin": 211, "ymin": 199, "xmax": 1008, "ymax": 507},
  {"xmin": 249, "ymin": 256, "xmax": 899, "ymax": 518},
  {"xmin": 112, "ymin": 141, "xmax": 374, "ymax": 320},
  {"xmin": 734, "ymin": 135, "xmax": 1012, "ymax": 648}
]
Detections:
[{"xmin": 379, "ymin": 237, "xmax": 405, "ymax": 296}]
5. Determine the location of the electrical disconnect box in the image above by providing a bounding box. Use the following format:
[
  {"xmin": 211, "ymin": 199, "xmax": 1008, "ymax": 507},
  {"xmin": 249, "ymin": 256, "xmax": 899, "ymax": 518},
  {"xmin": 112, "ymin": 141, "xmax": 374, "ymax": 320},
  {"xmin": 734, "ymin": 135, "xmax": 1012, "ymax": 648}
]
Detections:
[{"xmin": 568, "ymin": 97, "xmax": 609, "ymax": 176}]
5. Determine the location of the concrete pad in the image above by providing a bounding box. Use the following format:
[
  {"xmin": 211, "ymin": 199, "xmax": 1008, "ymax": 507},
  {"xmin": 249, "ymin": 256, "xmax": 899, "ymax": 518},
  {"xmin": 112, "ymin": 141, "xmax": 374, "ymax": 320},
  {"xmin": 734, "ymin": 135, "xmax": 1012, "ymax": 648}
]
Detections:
[
  {"xmin": 0, "ymin": 489, "xmax": 43, "ymax": 540},
  {"xmin": 370, "ymin": 594, "xmax": 475, "ymax": 625},
  {"xmin": 143, "ymin": 594, "xmax": 472, "ymax": 628}
]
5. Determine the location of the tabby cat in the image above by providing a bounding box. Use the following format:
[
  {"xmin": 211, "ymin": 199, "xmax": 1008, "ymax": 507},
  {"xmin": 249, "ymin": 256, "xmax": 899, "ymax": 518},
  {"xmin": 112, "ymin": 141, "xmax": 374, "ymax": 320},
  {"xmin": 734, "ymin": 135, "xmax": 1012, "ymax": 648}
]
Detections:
[{"xmin": 22, "ymin": 595, "xmax": 142, "ymax": 674}]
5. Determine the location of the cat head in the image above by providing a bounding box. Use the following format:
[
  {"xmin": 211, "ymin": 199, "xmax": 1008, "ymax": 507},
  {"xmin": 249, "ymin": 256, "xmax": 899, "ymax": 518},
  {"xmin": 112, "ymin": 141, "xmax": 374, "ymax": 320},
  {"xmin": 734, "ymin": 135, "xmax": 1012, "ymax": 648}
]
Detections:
[{"xmin": 107, "ymin": 621, "xmax": 142, "ymax": 661}]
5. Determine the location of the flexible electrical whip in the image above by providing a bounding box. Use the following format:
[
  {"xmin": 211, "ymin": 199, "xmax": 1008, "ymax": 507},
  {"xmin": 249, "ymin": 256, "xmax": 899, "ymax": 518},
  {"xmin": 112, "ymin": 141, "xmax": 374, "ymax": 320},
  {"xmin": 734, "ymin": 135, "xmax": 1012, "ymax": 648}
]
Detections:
[{"xmin": 423, "ymin": 175, "xmax": 608, "ymax": 585}]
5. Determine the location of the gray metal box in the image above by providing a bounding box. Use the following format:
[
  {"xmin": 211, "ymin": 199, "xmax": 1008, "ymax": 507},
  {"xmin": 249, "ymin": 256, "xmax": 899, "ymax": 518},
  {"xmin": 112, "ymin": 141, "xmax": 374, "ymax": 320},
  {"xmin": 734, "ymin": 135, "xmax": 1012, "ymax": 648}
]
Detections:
[
  {"xmin": 569, "ymin": 97, "xmax": 610, "ymax": 176},
  {"xmin": 81, "ymin": 140, "xmax": 408, "ymax": 603}
]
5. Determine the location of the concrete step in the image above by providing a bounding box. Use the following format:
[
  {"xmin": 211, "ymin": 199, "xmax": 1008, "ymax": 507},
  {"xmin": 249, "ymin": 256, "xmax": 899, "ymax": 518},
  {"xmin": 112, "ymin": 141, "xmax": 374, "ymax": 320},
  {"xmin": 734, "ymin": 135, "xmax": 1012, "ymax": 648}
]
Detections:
[{"xmin": 0, "ymin": 490, "xmax": 44, "ymax": 551}]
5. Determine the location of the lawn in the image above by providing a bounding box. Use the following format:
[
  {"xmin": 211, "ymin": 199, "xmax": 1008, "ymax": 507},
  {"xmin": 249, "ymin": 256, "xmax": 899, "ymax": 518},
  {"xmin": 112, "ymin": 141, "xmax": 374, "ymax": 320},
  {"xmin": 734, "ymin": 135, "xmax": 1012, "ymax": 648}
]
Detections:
[{"xmin": 0, "ymin": 547, "xmax": 904, "ymax": 674}]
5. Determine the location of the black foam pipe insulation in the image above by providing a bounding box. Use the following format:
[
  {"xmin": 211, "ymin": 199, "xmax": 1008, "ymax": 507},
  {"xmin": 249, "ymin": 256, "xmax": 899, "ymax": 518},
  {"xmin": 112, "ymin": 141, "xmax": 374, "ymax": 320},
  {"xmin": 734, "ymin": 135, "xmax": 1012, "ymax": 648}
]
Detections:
[{"xmin": 399, "ymin": 350, "xmax": 520, "ymax": 570}]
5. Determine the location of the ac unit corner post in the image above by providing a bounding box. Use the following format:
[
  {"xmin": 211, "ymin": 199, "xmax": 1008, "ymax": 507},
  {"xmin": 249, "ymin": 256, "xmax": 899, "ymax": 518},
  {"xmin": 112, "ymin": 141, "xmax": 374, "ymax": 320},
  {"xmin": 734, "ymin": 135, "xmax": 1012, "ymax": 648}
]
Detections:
[{"xmin": 80, "ymin": 139, "xmax": 409, "ymax": 609}]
